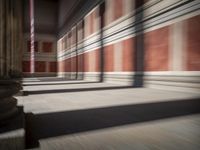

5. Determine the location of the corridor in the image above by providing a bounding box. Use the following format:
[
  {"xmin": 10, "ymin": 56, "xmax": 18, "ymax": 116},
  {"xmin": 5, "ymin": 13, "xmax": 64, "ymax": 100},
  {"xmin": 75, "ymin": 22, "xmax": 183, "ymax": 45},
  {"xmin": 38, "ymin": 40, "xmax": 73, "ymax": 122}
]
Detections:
[{"xmin": 0, "ymin": 0, "xmax": 200, "ymax": 149}]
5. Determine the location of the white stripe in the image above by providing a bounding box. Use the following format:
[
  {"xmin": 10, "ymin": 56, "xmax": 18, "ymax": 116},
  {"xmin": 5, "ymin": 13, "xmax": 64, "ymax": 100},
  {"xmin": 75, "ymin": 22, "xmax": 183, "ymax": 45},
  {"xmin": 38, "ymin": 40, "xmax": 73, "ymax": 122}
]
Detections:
[{"xmin": 58, "ymin": 0, "xmax": 200, "ymax": 60}]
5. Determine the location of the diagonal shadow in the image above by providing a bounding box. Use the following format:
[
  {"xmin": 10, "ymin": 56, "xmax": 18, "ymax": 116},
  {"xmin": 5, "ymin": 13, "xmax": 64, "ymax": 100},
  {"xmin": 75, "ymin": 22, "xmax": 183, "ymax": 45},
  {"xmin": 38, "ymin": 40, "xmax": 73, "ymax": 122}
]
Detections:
[
  {"xmin": 23, "ymin": 85, "xmax": 133, "ymax": 95},
  {"xmin": 99, "ymin": 1, "xmax": 105, "ymax": 82},
  {"xmin": 133, "ymin": 0, "xmax": 145, "ymax": 87},
  {"xmin": 25, "ymin": 97, "xmax": 200, "ymax": 148},
  {"xmin": 23, "ymin": 81, "xmax": 99, "ymax": 86}
]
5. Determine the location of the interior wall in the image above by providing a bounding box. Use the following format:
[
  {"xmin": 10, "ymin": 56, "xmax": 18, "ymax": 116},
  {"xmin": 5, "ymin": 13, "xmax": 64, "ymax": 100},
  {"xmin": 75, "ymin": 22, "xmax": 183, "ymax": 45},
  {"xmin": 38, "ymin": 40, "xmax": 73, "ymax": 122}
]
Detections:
[
  {"xmin": 23, "ymin": 0, "xmax": 58, "ymax": 34},
  {"xmin": 22, "ymin": 0, "xmax": 58, "ymax": 77},
  {"xmin": 57, "ymin": 0, "xmax": 200, "ymax": 92}
]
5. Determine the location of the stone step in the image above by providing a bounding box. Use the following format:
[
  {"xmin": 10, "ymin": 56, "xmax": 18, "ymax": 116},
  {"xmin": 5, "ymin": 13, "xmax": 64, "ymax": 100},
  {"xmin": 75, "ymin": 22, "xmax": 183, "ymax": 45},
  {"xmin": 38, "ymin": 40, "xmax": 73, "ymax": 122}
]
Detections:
[{"xmin": 26, "ymin": 147, "xmax": 40, "ymax": 150}]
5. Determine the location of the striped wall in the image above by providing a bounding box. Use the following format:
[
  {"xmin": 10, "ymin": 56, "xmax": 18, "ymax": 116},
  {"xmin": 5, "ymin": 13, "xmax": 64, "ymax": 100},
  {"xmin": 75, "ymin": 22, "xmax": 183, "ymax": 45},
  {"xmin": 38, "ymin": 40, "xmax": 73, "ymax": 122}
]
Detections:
[
  {"xmin": 57, "ymin": 0, "xmax": 200, "ymax": 92},
  {"xmin": 22, "ymin": 33, "xmax": 57, "ymax": 77}
]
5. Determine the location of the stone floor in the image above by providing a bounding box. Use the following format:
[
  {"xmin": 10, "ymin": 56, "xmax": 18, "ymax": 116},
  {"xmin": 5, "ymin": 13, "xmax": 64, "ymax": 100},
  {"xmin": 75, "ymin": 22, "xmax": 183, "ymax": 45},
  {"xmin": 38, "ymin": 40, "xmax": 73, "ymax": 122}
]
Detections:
[{"xmin": 16, "ymin": 77, "xmax": 200, "ymax": 150}]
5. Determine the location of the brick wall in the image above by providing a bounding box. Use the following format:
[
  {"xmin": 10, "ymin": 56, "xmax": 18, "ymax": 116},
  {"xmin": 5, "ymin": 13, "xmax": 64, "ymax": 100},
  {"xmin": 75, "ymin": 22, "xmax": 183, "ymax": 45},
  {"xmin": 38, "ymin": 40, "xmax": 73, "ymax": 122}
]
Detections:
[
  {"xmin": 57, "ymin": 0, "xmax": 200, "ymax": 80},
  {"xmin": 23, "ymin": 34, "xmax": 57, "ymax": 76},
  {"xmin": 186, "ymin": 15, "xmax": 200, "ymax": 71},
  {"xmin": 145, "ymin": 26, "xmax": 169, "ymax": 71}
]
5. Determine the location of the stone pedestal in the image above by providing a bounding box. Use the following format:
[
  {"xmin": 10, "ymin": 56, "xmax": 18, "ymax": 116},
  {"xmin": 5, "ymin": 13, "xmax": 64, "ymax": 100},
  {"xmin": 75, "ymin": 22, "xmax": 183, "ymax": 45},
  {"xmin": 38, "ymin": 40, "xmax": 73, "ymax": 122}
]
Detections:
[{"xmin": 0, "ymin": 80, "xmax": 25, "ymax": 150}]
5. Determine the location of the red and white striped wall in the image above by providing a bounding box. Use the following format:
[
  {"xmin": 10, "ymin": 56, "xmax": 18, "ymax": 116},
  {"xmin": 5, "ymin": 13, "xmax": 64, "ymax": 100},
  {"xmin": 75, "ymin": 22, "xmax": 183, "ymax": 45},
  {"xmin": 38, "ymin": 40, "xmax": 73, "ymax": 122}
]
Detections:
[
  {"xmin": 22, "ymin": 33, "xmax": 57, "ymax": 77},
  {"xmin": 59, "ymin": 0, "xmax": 200, "ymax": 92}
]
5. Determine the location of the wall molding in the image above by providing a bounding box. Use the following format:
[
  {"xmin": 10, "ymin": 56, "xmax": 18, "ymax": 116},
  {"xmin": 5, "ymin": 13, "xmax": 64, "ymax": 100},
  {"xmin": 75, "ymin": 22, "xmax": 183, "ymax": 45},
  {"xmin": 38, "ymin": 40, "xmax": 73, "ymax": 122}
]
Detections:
[
  {"xmin": 58, "ymin": 71, "xmax": 200, "ymax": 93},
  {"xmin": 58, "ymin": 0, "xmax": 200, "ymax": 61}
]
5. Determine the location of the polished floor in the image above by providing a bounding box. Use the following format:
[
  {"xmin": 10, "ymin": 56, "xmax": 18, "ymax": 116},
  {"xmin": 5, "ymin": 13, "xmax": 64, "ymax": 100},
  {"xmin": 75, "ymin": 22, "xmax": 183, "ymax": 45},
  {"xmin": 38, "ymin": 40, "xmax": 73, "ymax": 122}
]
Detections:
[{"xmin": 16, "ymin": 77, "xmax": 200, "ymax": 150}]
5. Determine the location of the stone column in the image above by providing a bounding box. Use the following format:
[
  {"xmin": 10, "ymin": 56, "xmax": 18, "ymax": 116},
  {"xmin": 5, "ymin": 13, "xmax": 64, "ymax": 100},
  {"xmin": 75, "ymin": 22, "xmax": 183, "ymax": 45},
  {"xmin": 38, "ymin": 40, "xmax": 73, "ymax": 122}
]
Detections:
[
  {"xmin": 0, "ymin": 80, "xmax": 24, "ymax": 150},
  {"xmin": 0, "ymin": 0, "xmax": 5, "ymax": 77},
  {"xmin": 0, "ymin": 80, "xmax": 22, "ymax": 126},
  {"xmin": 0, "ymin": 0, "xmax": 23, "ymax": 78},
  {"xmin": 0, "ymin": 0, "xmax": 24, "ymax": 149}
]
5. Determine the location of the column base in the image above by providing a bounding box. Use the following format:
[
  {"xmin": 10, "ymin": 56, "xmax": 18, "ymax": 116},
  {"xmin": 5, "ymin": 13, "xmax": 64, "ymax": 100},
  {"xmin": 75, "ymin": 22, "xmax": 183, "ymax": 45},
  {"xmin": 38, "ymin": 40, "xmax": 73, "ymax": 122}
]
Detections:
[{"xmin": 0, "ymin": 106, "xmax": 25, "ymax": 150}]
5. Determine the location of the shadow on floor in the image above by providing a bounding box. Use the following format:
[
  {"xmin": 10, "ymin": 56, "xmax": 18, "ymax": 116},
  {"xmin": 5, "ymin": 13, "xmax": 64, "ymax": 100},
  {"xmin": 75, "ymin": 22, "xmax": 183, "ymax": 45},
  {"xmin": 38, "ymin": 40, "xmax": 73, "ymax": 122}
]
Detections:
[
  {"xmin": 0, "ymin": 106, "xmax": 24, "ymax": 134},
  {"xmin": 23, "ymin": 81, "xmax": 99, "ymax": 86},
  {"xmin": 23, "ymin": 85, "xmax": 133, "ymax": 95},
  {"xmin": 25, "ymin": 98, "xmax": 200, "ymax": 148}
]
